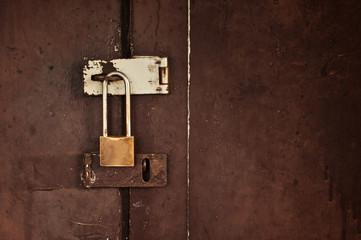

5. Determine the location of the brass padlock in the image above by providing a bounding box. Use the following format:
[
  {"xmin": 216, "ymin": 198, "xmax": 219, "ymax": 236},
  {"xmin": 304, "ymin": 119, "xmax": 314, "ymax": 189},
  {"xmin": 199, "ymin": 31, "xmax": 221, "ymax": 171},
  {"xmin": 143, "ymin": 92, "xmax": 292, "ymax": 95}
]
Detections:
[{"xmin": 100, "ymin": 71, "xmax": 134, "ymax": 167}]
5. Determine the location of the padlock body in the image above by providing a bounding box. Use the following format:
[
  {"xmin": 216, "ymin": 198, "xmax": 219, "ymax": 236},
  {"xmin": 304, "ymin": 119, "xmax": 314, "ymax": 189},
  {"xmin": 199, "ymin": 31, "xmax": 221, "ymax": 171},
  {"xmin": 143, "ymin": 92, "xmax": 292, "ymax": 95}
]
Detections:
[{"xmin": 100, "ymin": 136, "xmax": 134, "ymax": 167}]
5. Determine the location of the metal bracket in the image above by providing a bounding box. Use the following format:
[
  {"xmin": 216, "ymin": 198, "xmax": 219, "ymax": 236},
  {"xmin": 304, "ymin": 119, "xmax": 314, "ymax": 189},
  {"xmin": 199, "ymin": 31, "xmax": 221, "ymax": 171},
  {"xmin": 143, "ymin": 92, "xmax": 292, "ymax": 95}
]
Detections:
[
  {"xmin": 83, "ymin": 56, "xmax": 169, "ymax": 95},
  {"xmin": 81, "ymin": 153, "xmax": 167, "ymax": 189}
]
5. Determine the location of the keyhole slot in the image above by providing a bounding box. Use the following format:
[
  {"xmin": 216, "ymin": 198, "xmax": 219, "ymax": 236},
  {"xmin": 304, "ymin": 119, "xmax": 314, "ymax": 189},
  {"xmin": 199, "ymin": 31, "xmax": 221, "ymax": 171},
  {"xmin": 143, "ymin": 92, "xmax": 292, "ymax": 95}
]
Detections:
[{"xmin": 142, "ymin": 158, "xmax": 150, "ymax": 182}]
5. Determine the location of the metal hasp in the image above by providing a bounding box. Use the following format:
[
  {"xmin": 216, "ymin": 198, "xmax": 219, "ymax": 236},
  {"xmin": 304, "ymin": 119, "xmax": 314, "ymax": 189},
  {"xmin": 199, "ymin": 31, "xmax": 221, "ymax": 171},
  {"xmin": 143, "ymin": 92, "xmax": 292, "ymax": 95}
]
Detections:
[
  {"xmin": 82, "ymin": 153, "xmax": 167, "ymax": 189},
  {"xmin": 83, "ymin": 56, "xmax": 169, "ymax": 95},
  {"xmin": 100, "ymin": 71, "xmax": 134, "ymax": 167},
  {"xmin": 82, "ymin": 68, "xmax": 168, "ymax": 188}
]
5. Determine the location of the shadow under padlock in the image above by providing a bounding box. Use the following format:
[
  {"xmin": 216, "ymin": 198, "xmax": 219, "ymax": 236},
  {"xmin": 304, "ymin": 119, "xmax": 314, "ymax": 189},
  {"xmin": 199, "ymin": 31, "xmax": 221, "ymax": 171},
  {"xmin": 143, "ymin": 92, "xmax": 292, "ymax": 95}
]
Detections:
[{"xmin": 81, "ymin": 71, "xmax": 167, "ymax": 189}]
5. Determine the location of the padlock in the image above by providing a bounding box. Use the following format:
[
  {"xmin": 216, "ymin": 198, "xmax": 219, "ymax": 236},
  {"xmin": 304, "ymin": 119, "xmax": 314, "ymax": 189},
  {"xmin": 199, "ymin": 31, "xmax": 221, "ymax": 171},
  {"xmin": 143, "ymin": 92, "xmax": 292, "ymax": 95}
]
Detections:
[{"xmin": 99, "ymin": 71, "xmax": 134, "ymax": 167}]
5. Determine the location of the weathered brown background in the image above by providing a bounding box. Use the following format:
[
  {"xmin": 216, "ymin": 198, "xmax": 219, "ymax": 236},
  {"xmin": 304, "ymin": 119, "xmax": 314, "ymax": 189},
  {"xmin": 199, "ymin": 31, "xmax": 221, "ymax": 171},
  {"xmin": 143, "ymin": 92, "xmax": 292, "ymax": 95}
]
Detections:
[
  {"xmin": 0, "ymin": 0, "xmax": 125, "ymax": 239},
  {"xmin": 189, "ymin": 0, "xmax": 361, "ymax": 239},
  {"xmin": 1, "ymin": 0, "xmax": 361, "ymax": 239}
]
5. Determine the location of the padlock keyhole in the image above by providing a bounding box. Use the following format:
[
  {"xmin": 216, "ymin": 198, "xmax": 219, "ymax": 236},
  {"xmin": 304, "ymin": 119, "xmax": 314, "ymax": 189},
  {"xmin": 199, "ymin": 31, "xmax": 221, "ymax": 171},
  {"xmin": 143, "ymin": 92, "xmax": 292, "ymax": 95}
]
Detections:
[{"xmin": 142, "ymin": 158, "xmax": 150, "ymax": 182}]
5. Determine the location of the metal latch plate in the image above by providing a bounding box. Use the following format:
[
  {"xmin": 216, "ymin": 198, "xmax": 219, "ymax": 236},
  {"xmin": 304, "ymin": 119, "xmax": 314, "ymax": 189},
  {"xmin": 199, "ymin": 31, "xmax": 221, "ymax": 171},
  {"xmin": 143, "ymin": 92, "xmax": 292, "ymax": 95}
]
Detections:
[
  {"xmin": 83, "ymin": 56, "xmax": 168, "ymax": 95},
  {"xmin": 82, "ymin": 153, "xmax": 167, "ymax": 188}
]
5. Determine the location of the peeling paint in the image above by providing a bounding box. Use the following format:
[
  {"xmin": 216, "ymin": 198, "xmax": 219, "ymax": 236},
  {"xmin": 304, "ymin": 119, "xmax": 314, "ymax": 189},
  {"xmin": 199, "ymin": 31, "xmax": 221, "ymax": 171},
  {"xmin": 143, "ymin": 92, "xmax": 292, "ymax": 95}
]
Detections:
[{"xmin": 83, "ymin": 57, "xmax": 169, "ymax": 95}]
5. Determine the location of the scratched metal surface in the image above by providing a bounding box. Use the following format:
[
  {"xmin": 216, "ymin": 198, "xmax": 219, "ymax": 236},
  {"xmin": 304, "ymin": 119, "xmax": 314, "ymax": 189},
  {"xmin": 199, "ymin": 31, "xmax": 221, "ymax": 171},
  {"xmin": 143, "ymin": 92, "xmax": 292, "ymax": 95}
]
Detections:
[
  {"xmin": 0, "ymin": 0, "xmax": 125, "ymax": 239},
  {"xmin": 2, "ymin": 0, "xmax": 361, "ymax": 239},
  {"xmin": 190, "ymin": 1, "xmax": 361, "ymax": 240}
]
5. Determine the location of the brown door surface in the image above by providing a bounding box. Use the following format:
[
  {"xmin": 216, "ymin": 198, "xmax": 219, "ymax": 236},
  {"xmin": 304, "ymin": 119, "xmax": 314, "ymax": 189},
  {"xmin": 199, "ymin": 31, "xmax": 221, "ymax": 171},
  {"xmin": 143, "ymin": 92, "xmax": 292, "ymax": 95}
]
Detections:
[
  {"xmin": 2, "ymin": 1, "xmax": 361, "ymax": 240},
  {"xmin": 0, "ymin": 0, "xmax": 128, "ymax": 239}
]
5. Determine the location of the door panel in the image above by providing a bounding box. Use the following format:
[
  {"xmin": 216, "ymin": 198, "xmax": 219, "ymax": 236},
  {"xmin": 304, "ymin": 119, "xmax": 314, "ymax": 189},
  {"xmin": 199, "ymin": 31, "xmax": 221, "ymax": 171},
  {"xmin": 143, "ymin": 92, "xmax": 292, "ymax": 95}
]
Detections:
[
  {"xmin": 130, "ymin": 1, "xmax": 188, "ymax": 239},
  {"xmin": 190, "ymin": 1, "xmax": 361, "ymax": 239},
  {"xmin": 0, "ymin": 0, "xmax": 124, "ymax": 239}
]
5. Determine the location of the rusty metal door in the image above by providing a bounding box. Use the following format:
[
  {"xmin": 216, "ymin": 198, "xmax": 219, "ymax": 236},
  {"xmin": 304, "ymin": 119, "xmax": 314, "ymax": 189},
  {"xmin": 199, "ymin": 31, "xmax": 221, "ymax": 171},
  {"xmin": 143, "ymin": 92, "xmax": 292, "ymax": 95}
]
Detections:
[
  {"xmin": 0, "ymin": 0, "xmax": 186, "ymax": 239},
  {"xmin": 2, "ymin": 0, "xmax": 361, "ymax": 240},
  {"xmin": 131, "ymin": 1, "xmax": 361, "ymax": 239}
]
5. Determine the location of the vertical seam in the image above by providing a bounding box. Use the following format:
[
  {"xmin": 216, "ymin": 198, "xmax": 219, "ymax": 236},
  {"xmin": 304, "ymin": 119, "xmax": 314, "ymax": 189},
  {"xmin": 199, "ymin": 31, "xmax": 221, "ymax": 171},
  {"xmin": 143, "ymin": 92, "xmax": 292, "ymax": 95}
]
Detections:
[
  {"xmin": 119, "ymin": 2, "xmax": 131, "ymax": 240},
  {"xmin": 186, "ymin": 0, "xmax": 191, "ymax": 239}
]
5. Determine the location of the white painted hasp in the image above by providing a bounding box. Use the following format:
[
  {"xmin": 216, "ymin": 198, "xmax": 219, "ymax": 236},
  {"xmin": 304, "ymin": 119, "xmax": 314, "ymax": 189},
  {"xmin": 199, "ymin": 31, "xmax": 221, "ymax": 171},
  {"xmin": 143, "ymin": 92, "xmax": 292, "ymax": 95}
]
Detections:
[{"xmin": 83, "ymin": 56, "xmax": 169, "ymax": 95}]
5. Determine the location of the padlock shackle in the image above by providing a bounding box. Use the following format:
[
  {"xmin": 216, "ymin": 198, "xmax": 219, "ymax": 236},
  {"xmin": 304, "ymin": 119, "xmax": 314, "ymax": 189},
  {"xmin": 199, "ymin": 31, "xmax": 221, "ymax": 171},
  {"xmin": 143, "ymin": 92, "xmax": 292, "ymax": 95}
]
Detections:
[{"xmin": 102, "ymin": 71, "xmax": 131, "ymax": 137}]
